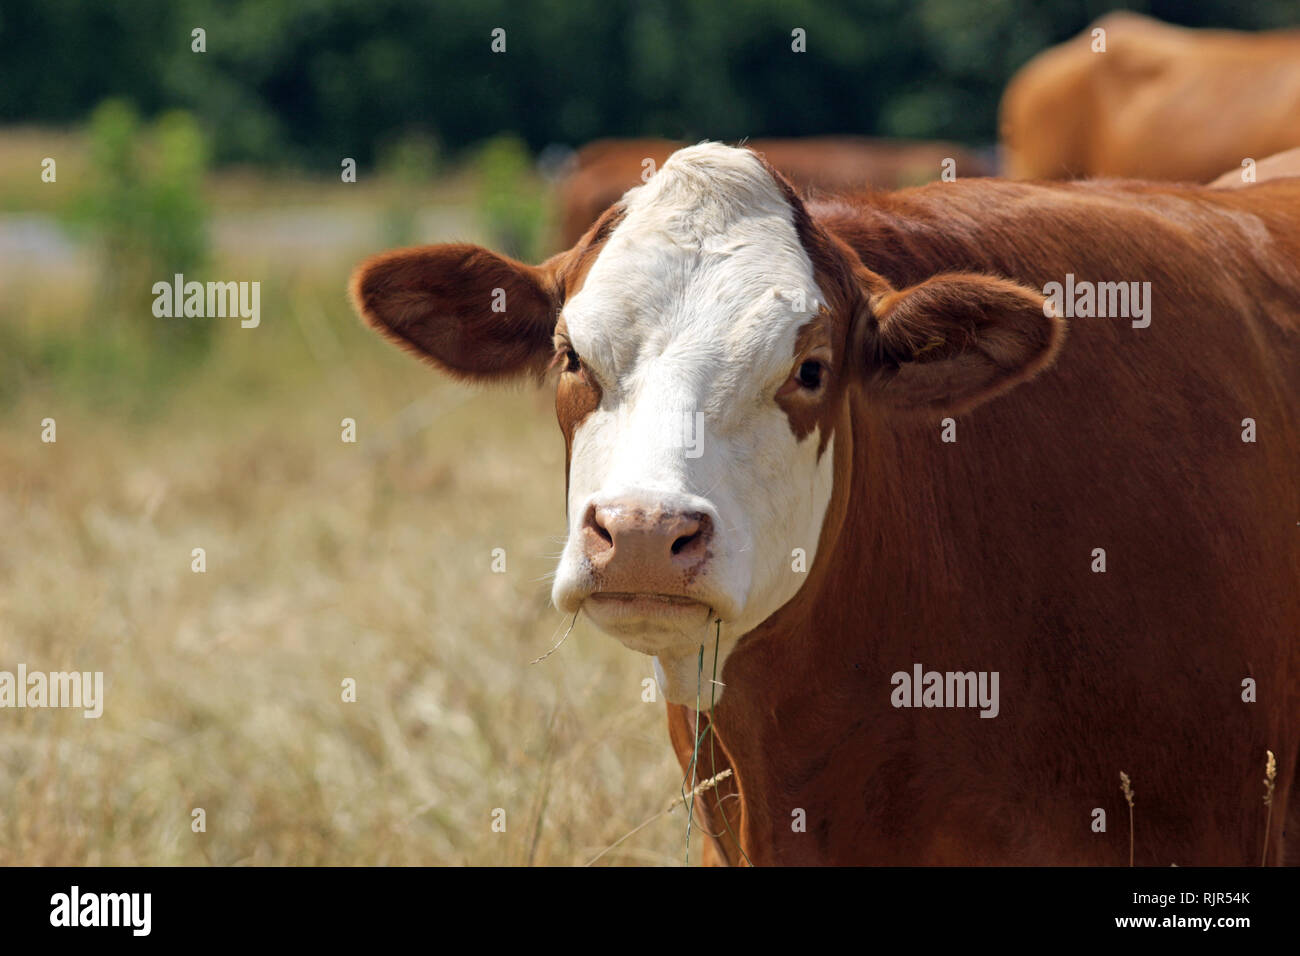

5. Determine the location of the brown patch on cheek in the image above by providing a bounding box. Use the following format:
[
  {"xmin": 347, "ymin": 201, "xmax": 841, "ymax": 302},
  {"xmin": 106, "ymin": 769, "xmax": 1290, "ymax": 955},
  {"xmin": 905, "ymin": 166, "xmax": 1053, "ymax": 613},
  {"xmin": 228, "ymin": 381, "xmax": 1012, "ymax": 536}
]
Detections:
[
  {"xmin": 754, "ymin": 153, "xmax": 867, "ymax": 460},
  {"xmin": 550, "ymin": 203, "xmax": 629, "ymax": 504},
  {"xmin": 556, "ymin": 375, "xmax": 602, "ymax": 473},
  {"xmin": 555, "ymin": 374, "xmax": 602, "ymax": 509},
  {"xmin": 775, "ymin": 308, "xmax": 850, "ymax": 459}
]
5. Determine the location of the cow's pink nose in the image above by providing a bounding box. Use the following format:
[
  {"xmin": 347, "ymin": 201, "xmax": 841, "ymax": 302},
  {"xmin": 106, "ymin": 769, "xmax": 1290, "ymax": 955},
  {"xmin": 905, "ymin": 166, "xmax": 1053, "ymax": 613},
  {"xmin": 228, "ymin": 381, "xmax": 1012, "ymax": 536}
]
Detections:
[{"xmin": 582, "ymin": 499, "xmax": 713, "ymax": 576}]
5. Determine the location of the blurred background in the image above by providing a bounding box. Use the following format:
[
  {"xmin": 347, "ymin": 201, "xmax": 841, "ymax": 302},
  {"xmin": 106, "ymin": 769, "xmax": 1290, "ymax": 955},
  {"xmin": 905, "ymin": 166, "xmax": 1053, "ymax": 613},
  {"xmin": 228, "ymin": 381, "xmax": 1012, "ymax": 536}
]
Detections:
[{"xmin": 1, "ymin": 0, "xmax": 1294, "ymax": 865}]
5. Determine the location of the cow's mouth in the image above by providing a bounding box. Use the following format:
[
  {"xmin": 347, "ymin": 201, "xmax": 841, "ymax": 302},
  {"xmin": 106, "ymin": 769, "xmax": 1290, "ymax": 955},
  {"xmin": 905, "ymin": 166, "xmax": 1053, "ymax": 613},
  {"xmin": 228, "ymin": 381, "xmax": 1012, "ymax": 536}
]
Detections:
[
  {"xmin": 590, "ymin": 591, "xmax": 704, "ymax": 606},
  {"xmin": 587, "ymin": 591, "xmax": 712, "ymax": 618},
  {"xmin": 583, "ymin": 592, "xmax": 715, "ymax": 645}
]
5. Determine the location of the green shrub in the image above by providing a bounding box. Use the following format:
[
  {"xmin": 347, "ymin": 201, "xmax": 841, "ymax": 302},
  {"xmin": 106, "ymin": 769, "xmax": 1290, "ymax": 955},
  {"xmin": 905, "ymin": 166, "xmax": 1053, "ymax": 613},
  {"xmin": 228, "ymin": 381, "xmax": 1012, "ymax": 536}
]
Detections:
[
  {"xmin": 64, "ymin": 99, "xmax": 212, "ymax": 360},
  {"xmin": 377, "ymin": 130, "xmax": 440, "ymax": 247},
  {"xmin": 474, "ymin": 134, "xmax": 550, "ymax": 262}
]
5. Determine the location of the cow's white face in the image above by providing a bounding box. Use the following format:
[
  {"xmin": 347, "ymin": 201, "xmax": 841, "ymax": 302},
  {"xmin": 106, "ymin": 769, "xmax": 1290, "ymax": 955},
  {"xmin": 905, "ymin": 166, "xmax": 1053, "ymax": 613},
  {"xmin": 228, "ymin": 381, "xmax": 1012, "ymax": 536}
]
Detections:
[
  {"xmin": 549, "ymin": 145, "xmax": 837, "ymax": 701},
  {"xmin": 352, "ymin": 142, "xmax": 1061, "ymax": 710}
]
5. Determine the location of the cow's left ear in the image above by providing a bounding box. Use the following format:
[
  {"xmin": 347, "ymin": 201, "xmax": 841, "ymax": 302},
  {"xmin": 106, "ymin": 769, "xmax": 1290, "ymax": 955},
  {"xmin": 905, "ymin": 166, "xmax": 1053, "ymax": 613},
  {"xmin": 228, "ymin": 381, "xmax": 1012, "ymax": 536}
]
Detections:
[{"xmin": 858, "ymin": 272, "xmax": 1065, "ymax": 412}]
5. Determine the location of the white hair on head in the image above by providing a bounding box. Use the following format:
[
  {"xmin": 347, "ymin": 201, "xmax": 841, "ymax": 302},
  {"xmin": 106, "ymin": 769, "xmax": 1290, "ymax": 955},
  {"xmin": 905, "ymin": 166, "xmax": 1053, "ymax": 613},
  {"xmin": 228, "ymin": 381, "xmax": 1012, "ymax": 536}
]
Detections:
[{"xmin": 621, "ymin": 142, "xmax": 794, "ymax": 243}]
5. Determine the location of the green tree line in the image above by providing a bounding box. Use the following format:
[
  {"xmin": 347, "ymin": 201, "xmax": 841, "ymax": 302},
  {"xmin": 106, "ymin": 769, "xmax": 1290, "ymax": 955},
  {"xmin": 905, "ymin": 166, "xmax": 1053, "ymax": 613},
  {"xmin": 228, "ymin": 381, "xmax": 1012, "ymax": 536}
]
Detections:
[{"xmin": 1, "ymin": 0, "xmax": 1295, "ymax": 166}]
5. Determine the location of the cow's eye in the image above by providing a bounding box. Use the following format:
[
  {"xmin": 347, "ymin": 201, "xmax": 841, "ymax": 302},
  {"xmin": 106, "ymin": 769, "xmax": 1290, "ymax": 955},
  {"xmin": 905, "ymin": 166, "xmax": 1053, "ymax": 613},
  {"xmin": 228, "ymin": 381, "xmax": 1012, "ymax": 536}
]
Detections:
[
  {"xmin": 553, "ymin": 340, "xmax": 583, "ymax": 375},
  {"xmin": 796, "ymin": 359, "xmax": 825, "ymax": 390}
]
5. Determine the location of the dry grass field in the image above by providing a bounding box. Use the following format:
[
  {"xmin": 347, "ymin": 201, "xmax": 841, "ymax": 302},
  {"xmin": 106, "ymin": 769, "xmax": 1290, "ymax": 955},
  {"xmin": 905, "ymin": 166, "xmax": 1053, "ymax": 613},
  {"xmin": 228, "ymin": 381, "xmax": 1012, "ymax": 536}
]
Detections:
[{"xmin": 0, "ymin": 132, "xmax": 700, "ymax": 866}]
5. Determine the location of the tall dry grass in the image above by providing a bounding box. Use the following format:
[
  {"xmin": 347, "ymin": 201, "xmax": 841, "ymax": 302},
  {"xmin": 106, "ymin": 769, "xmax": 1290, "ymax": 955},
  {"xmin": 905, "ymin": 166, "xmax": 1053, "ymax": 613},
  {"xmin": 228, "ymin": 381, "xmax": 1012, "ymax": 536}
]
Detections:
[{"xmin": 0, "ymin": 232, "xmax": 699, "ymax": 864}]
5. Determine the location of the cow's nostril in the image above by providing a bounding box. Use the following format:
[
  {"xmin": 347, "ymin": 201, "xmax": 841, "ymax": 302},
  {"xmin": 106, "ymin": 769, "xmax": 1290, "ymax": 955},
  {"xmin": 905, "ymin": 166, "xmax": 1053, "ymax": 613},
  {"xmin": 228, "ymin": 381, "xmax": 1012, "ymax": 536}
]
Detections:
[
  {"xmin": 584, "ymin": 504, "xmax": 615, "ymax": 549},
  {"xmin": 670, "ymin": 513, "xmax": 710, "ymax": 559},
  {"xmin": 671, "ymin": 530, "xmax": 700, "ymax": 555}
]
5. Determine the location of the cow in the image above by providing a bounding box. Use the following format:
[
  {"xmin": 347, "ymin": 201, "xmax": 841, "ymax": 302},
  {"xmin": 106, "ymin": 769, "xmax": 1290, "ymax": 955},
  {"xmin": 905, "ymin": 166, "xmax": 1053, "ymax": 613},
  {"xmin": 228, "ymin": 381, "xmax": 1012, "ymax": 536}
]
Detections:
[
  {"xmin": 1001, "ymin": 12, "xmax": 1300, "ymax": 182},
  {"xmin": 556, "ymin": 136, "xmax": 994, "ymax": 248},
  {"xmin": 352, "ymin": 142, "xmax": 1299, "ymax": 865},
  {"xmin": 1211, "ymin": 147, "xmax": 1300, "ymax": 189}
]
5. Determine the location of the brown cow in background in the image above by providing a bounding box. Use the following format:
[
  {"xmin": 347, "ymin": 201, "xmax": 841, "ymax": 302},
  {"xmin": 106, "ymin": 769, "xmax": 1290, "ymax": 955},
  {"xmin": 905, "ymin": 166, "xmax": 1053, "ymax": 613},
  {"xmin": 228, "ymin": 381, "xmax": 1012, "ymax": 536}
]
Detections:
[
  {"xmin": 1211, "ymin": 147, "xmax": 1300, "ymax": 188},
  {"xmin": 1001, "ymin": 12, "xmax": 1300, "ymax": 182},
  {"xmin": 556, "ymin": 136, "xmax": 993, "ymax": 247}
]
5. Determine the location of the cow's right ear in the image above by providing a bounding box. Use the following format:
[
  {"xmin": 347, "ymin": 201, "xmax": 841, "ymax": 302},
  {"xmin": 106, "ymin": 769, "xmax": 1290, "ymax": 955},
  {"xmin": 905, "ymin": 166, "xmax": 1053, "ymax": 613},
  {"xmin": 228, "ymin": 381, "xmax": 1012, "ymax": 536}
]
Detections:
[{"xmin": 350, "ymin": 243, "xmax": 560, "ymax": 381}]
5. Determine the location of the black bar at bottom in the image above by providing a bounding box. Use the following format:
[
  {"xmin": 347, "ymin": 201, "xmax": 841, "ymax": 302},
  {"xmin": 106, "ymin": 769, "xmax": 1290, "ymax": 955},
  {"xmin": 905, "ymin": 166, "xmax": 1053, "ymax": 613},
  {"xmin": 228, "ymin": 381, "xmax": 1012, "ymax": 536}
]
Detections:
[{"xmin": 0, "ymin": 865, "xmax": 1292, "ymax": 942}]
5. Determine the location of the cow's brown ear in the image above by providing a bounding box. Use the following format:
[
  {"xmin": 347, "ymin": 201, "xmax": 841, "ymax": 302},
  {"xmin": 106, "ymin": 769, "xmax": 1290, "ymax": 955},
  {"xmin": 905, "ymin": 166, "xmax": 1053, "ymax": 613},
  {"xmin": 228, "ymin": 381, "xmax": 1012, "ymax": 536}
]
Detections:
[
  {"xmin": 350, "ymin": 243, "xmax": 560, "ymax": 381},
  {"xmin": 859, "ymin": 273, "xmax": 1064, "ymax": 412}
]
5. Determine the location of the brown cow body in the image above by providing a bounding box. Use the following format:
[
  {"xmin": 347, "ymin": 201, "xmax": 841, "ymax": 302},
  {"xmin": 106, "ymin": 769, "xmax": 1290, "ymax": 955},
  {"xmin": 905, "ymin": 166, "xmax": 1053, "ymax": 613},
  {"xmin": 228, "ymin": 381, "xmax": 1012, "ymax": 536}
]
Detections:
[
  {"xmin": 673, "ymin": 176, "xmax": 1300, "ymax": 866},
  {"xmin": 1002, "ymin": 13, "xmax": 1300, "ymax": 182},
  {"xmin": 354, "ymin": 145, "xmax": 1299, "ymax": 866},
  {"xmin": 557, "ymin": 136, "xmax": 993, "ymax": 247}
]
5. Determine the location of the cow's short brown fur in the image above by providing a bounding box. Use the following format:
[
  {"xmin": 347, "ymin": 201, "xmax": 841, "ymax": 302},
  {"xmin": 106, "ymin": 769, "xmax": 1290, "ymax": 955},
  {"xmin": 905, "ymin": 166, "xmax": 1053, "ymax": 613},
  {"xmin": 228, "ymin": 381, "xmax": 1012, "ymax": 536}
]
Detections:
[
  {"xmin": 1002, "ymin": 12, "xmax": 1300, "ymax": 183},
  {"xmin": 353, "ymin": 155, "xmax": 1300, "ymax": 866}
]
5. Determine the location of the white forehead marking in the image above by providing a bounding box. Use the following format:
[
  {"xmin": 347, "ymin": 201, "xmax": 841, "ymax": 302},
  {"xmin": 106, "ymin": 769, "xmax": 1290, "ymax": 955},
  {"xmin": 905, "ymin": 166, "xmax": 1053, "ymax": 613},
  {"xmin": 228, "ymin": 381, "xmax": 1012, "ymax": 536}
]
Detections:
[{"xmin": 563, "ymin": 143, "xmax": 824, "ymax": 404}]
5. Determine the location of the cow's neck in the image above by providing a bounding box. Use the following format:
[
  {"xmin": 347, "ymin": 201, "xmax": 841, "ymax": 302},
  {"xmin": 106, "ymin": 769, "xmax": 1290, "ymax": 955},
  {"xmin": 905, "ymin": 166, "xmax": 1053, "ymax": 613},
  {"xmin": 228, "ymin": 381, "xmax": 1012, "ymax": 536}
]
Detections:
[
  {"xmin": 697, "ymin": 206, "xmax": 980, "ymax": 861},
  {"xmin": 691, "ymin": 389, "xmax": 939, "ymax": 863},
  {"xmin": 688, "ymin": 195, "xmax": 1020, "ymax": 863}
]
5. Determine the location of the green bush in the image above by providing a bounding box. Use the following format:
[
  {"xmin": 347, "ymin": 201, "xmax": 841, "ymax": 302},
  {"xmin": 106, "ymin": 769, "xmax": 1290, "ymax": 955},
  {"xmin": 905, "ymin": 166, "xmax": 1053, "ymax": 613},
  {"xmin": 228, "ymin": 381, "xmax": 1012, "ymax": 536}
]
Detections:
[
  {"xmin": 474, "ymin": 133, "xmax": 550, "ymax": 263},
  {"xmin": 64, "ymin": 99, "xmax": 212, "ymax": 361},
  {"xmin": 377, "ymin": 130, "xmax": 441, "ymax": 247}
]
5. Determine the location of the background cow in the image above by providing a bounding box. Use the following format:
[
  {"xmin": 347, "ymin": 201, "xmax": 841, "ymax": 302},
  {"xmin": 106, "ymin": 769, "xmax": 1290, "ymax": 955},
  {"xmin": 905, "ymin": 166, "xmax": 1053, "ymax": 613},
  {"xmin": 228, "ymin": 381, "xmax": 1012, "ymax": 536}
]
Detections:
[
  {"xmin": 1211, "ymin": 147, "xmax": 1300, "ymax": 188},
  {"xmin": 556, "ymin": 136, "xmax": 995, "ymax": 248},
  {"xmin": 353, "ymin": 143, "xmax": 1300, "ymax": 865},
  {"xmin": 1001, "ymin": 12, "xmax": 1300, "ymax": 182}
]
